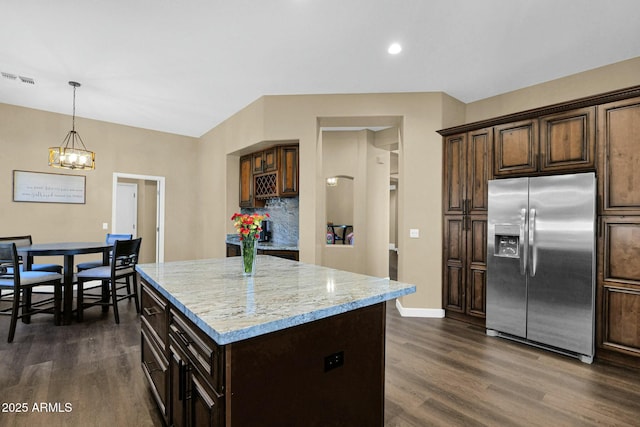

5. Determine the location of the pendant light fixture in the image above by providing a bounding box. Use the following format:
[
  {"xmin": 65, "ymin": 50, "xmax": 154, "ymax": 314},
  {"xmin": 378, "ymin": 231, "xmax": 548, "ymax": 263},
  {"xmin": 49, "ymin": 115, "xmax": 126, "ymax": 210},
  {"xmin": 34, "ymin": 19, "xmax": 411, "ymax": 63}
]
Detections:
[{"xmin": 49, "ymin": 81, "xmax": 95, "ymax": 170}]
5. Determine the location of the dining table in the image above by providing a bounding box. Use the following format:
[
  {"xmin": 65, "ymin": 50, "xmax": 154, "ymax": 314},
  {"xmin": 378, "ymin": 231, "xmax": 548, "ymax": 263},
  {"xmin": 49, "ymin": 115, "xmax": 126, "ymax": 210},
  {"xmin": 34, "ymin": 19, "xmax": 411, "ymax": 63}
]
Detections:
[{"xmin": 17, "ymin": 241, "xmax": 112, "ymax": 325}]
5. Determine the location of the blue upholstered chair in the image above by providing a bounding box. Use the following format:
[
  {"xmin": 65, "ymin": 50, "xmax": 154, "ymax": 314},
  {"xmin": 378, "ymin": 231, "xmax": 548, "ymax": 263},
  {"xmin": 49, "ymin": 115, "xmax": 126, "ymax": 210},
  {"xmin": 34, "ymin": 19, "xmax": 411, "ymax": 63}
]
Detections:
[
  {"xmin": 76, "ymin": 237, "xmax": 141, "ymax": 324},
  {"xmin": 0, "ymin": 243, "xmax": 63, "ymax": 342}
]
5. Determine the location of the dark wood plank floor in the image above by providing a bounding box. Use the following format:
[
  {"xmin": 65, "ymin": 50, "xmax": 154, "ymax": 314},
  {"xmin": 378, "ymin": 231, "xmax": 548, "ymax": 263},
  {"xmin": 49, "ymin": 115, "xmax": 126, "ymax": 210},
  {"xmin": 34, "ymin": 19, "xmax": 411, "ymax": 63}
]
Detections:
[{"xmin": 2, "ymin": 295, "xmax": 639, "ymax": 426}]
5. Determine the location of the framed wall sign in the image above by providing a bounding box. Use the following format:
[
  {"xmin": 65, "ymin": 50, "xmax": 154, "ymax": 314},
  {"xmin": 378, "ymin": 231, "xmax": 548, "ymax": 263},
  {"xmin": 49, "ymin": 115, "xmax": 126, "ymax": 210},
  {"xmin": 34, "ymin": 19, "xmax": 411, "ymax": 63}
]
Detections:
[{"xmin": 12, "ymin": 170, "xmax": 86, "ymax": 204}]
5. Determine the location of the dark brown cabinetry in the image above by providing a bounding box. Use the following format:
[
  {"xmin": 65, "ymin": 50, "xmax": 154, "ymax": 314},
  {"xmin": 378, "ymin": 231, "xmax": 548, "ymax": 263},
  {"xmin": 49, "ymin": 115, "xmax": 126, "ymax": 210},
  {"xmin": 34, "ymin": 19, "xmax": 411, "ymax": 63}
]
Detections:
[
  {"xmin": 493, "ymin": 120, "xmax": 538, "ymax": 176},
  {"xmin": 442, "ymin": 128, "xmax": 491, "ymax": 324},
  {"xmin": 539, "ymin": 107, "xmax": 596, "ymax": 173},
  {"xmin": 226, "ymin": 243, "xmax": 299, "ymax": 261},
  {"xmin": 596, "ymin": 96, "xmax": 640, "ymax": 367},
  {"xmin": 439, "ymin": 86, "xmax": 640, "ymax": 368},
  {"xmin": 239, "ymin": 143, "xmax": 299, "ymax": 208},
  {"xmin": 493, "ymin": 107, "xmax": 596, "ymax": 177},
  {"xmin": 141, "ymin": 280, "xmax": 226, "ymax": 427},
  {"xmin": 140, "ymin": 284, "xmax": 170, "ymax": 425},
  {"xmin": 169, "ymin": 309, "xmax": 224, "ymax": 427},
  {"xmin": 141, "ymin": 278, "xmax": 388, "ymax": 425},
  {"xmin": 239, "ymin": 155, "xmax": 254, "ymax": 208}
]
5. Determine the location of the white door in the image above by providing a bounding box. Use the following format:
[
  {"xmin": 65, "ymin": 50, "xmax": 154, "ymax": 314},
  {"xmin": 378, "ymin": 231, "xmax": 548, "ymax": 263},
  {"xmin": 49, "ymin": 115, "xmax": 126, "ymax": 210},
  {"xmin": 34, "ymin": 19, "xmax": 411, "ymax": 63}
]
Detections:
[{"xmin": 116, "ymin": 183, "xmax": 137, "ymax": 237}]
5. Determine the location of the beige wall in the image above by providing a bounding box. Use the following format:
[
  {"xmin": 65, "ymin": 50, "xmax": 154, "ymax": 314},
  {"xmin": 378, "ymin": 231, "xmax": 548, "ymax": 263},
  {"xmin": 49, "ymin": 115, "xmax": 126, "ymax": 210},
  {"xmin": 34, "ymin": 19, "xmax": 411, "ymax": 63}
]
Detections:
[
  {"xmin": 465, "ymin": 56, "xmax": 640, "ymax": 123},
  {"xmin": 0, "ymin": 104, "xmax": 201, "ymax": 263}
]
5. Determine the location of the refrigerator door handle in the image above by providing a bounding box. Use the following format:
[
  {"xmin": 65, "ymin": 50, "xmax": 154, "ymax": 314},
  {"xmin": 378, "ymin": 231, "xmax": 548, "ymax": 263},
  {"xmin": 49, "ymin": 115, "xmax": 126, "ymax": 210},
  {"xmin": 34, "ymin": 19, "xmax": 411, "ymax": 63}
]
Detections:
[
  {"xmin": 529, "ymin": 208, "xmax": 537, "ymax": 277},
  {"xmin": 520, "ymin": 208, "xmax": 528, "ymax": 276}
]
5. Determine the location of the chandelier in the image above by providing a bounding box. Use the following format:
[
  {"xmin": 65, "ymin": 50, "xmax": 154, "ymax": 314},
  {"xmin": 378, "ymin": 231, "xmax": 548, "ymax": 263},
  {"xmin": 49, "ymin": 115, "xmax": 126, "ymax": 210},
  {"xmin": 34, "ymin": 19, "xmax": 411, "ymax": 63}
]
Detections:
[{"xmin": 49, "ymin": 81, "xmax": 95, "ymax": 170}]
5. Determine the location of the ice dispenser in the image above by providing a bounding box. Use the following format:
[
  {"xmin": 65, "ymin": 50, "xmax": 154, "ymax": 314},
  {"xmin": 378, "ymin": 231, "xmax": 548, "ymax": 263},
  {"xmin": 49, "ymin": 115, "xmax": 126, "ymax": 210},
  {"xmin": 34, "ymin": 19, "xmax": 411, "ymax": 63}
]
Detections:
[{"xmin": 494, "ymin": 224, "xmax": 520, "ymax": 258}]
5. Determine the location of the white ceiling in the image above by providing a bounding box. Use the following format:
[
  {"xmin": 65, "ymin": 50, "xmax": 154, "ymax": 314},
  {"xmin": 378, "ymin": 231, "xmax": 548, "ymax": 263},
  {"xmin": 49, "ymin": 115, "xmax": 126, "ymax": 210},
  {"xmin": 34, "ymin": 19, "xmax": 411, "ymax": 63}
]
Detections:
[{"xmin": 1, "ymin": 0, "xmax": 640, "ymax": 137}]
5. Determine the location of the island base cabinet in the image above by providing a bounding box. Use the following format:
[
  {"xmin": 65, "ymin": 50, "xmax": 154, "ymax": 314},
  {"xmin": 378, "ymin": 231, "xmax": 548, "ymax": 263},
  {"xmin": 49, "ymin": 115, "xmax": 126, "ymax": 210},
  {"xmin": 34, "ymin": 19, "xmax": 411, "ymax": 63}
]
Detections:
[{"xmin": 224, "ymin": 302, "xmax": 386, "ymax": 427}]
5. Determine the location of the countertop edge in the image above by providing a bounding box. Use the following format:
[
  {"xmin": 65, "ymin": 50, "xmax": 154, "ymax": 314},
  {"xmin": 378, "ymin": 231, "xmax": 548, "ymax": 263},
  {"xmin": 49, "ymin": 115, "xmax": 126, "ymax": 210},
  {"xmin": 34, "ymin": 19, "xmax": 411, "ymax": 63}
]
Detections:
[{"xmin": 136, "ymin": 265, "xmax": 415, "ymax": 346}]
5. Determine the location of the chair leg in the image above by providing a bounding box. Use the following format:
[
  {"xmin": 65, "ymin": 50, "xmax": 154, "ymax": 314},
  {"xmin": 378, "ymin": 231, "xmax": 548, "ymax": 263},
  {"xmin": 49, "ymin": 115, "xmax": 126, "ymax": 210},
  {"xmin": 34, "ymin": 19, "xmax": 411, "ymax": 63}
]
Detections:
[
  {"xmin": 8, "ymin": 288, "xmax": 21, "ymax": 343},
  {"xmin": 101, "ymin": 280, "xmax": 109, "ymax": 313},
  {"xmin": 54, "ymin": 281, "xmax": 62, "ymax": 326},
  {"xmin": 77, "ymin": 279, "xmax": 84, "ymax": 322},
  {"xmin": 110, "ymin": 279, "xmax": 120, "ymax": 324},
  {"xmin": 132, "ymin": 276, "xmax": 140, "ymax": 314},
  {"xmin": 22, "ymin": 288, "xmax": 32, "ymax": 324}
]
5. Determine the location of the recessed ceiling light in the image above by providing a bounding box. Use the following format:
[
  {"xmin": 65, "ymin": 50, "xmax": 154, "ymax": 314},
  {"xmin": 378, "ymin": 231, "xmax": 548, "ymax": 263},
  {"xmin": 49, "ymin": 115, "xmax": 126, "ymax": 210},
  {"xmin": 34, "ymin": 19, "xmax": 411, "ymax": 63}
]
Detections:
[{"xmin": 388, "ymin": 43, "xmax": 402, "ymax": 55}]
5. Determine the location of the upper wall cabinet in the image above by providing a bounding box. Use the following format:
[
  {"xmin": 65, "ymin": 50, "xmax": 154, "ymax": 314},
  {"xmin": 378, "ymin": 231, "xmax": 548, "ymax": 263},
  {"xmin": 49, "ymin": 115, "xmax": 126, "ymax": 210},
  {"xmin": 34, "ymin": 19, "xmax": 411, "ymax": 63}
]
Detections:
[
  {"xmin": 539, "ymin": 107, "xmax": 596, "ymax": 173},
  {"xmin": 240, "ymin": 143, "xmax": 299, "ymax": 208},
  {"xmin": 493, "ymin": 119, "xmax": 538, "ymax": 177},
  {"xmin": 598, "ymin": 97, "xmax": 640, "ymax": 215},
  {"xmin": 493, "ymin": 107, "xmax": 596, "ymax": 177}
]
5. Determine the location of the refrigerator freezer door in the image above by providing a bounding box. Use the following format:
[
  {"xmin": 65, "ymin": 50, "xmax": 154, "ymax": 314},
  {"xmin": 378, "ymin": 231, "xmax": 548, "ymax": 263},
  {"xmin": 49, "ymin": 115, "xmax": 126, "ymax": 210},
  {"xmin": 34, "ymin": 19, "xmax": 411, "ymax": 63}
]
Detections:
[
  {"xmin": 527, "ymin": 173, "xmax": 596, "ymax": 356},
  {"xmin": 486, "ymin": 177, "xmax": 529, "ymax": 338}
]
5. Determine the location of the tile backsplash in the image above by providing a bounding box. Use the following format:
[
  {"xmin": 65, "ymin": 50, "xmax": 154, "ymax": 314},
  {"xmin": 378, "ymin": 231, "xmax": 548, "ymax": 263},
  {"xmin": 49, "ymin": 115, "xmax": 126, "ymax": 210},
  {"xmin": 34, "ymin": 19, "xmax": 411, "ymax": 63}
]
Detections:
[{"xmin": 242, "ymin": 197, "xmax": 299, "ymax": 246}]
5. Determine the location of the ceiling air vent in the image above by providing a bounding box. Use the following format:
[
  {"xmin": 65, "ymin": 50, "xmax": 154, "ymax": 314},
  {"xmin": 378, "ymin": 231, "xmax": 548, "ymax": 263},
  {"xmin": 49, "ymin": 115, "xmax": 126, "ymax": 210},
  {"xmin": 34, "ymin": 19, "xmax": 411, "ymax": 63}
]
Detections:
[{"xmin": 1, "ymin": 72, "xmax": 35, "ymax": 85}]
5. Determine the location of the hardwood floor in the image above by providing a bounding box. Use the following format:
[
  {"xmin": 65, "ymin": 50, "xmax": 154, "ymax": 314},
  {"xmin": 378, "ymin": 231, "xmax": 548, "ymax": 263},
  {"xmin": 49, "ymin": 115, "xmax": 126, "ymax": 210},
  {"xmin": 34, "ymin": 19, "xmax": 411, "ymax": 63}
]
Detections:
[{"xmin": 1, "ymin": 295, "xmax": 639, "ymax": 426}]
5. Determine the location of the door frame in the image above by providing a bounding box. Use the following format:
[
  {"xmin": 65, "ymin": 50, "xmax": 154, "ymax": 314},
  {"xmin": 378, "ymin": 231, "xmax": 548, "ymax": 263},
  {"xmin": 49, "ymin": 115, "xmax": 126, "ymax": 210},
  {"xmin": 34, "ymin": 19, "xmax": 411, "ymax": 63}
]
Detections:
[{"xmin": 112, "ymin": 172, "xmax": 165, "ymax": 263}]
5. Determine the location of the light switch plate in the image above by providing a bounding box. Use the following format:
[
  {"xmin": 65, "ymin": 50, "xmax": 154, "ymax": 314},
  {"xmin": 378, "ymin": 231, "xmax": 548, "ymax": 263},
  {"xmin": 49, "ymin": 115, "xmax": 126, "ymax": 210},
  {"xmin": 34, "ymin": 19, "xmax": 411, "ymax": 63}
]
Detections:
[
  {"xmin": 102, "ymin": 223, "xmax": 108, "ymax": 230},
  {"xmin": 409, "ymin": 228, "xmax": 419, "ymax": 238}
]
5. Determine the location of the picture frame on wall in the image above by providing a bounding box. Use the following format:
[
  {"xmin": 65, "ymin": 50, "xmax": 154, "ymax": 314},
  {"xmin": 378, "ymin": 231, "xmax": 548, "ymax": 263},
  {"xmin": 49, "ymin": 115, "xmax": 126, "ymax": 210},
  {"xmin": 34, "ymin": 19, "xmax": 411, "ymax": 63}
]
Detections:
[{"xmin": 12, "ymin": 170, "xmax": 86, "ymax": 204}]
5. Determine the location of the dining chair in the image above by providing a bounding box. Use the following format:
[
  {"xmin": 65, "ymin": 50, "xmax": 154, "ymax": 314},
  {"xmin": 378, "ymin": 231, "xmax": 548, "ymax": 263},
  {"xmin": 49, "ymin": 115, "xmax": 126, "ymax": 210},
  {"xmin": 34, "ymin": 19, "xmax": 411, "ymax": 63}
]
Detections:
[
  {"xmin": 76, "ymin": 233, "xmax": 133, "ymax": 272},
  {"xmin": 0, "ymin": 235, "xmax": 63, "ymax": 273},
  {"xmin": 76, "ymin": 237, "xmax": 141, "ymax": 324},
  {"xmin": 0, "ymin": 243, "xmax": 63, "ymax": 342}
]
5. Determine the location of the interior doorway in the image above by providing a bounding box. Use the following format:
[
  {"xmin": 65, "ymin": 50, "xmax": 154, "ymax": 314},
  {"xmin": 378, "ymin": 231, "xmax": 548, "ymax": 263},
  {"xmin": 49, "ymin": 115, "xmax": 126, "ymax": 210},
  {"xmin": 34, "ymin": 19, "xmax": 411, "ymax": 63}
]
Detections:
[
  {"xmin": 112, "ymin": 172, "xmax": 165, "ymax": 263},
  {"xmin": 116, "ymin": 182, "xmax": 138, "ymax": 237}
]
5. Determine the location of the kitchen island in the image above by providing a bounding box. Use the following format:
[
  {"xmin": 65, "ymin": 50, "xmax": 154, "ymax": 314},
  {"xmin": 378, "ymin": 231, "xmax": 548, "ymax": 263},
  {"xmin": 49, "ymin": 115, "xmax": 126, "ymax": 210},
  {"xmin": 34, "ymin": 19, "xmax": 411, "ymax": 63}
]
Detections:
[{"xmin": 136, "ymin": 255, "xmax": 415, "ymax": 427}]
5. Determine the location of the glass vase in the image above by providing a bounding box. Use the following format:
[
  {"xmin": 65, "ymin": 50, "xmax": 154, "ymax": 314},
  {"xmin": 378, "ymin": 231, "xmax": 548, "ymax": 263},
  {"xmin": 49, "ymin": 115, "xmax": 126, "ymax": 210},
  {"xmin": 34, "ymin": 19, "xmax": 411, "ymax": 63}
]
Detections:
[{"xmin": 241, "ymin": 238, "xmax": 258, "ymax": 276}]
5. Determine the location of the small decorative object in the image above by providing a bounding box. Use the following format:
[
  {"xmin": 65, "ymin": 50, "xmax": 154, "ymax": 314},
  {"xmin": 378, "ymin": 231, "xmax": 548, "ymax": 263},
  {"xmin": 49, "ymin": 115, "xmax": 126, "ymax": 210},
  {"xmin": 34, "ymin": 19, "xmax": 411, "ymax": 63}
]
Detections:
[{"xmin": 231, "ymin": 212, "xmax": 270, "ymax": 276}]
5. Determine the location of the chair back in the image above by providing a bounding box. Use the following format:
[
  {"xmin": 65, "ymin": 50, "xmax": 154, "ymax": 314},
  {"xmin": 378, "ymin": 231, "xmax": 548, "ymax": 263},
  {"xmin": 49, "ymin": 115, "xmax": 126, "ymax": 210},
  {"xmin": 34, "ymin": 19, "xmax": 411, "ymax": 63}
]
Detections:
[
  {"xmin": 0, "ymin": 243, "xmax": 20, "ymax": 286},
  {"xmin": 106, "ymin": 233, "xmax": 133, "ymax": 244},
  {"xmin": 112, "ymin": 238, "xmax": 142, "ymax": 275},
  {"xmin": 0, "ymin": 235, "xmax": 33, "ymax": 247}
]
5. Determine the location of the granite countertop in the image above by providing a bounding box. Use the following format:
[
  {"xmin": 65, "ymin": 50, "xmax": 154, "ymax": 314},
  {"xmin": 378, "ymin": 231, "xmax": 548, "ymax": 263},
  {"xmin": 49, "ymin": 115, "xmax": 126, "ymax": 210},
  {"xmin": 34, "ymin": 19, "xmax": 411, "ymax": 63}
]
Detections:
[
  {"xmin": 136, "ymin": 256, "xmax": 415, "ymax": 345},
  {"xmin": 226, "ymin": 234, "xmax": 298, "ymax": 251}
]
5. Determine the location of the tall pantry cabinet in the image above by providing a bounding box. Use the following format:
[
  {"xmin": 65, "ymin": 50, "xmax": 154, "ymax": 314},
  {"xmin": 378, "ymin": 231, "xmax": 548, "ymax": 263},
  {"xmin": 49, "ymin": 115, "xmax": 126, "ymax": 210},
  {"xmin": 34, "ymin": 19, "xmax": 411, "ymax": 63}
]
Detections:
[
  {"xmin": 596, "ymin": 96, "xmax": 640, "ymax": 367},
  {"xmin": 442, "ymin": 128, "xmax": 492, "ymax": 325}
]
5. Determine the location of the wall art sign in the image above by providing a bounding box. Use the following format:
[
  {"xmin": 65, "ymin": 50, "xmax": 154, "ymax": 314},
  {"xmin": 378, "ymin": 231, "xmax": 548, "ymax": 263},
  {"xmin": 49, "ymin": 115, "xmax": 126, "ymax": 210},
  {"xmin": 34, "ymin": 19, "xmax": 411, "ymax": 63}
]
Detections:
[{"xmin": 12, "ymin": 170, "xmax": 86, "ymax": 204}]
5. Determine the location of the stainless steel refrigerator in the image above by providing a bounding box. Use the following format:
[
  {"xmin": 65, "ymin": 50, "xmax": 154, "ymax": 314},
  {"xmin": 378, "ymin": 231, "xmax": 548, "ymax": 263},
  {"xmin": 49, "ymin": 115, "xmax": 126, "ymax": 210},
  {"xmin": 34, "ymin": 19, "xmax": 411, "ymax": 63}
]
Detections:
[{"xmin": 486, "ymin": 172, "xmax": 596, "ymax": 363}]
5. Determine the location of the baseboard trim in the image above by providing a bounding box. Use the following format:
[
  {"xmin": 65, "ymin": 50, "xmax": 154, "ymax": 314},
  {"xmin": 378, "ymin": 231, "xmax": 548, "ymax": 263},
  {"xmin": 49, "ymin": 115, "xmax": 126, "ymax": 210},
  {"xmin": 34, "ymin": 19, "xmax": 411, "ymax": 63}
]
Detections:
[{"xmin": 395, "ymin": 299, "xmax": 445, "ymax": 318}]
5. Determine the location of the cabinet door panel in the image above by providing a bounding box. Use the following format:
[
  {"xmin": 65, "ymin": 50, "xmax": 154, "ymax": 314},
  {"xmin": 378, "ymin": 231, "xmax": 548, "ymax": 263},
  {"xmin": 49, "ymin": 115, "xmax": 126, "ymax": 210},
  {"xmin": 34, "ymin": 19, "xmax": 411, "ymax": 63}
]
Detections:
[
  {"xmin": 141, "ymin": 326, "xmax": 169, "ymax": 422},
  {"xmin": 601, "ymin": 217, "xmax": 640, "ymax": 285},
  {"xmin": 540, "ymin": 107, "xmax": 595, "ymax": 172},
  {"xmin": 443, "ymin": 134, "xmax": 466, "ymax": 215},
  {"xmin": 263, "ymin": 147, "xmax": 278, "ymax": 172},
  {"xmin": 190, "ymin": 375, "xmax": 222, "ymax": 427},
  {"xmin": 443, "ymin": 217, "xmax": 465, "ymax": 312},
  {"xmin": 466, "ymin": 217, "xmax": 487, "ymax": 318},
  {"xmin": 602, "ymin": 286, "xmax": 640, "ymax": 356},
  {"xmin": 494, "ymin": 120, "xmax": 538, "ymax": 176},
  {"xmin": 239, "ymin": 155, "xmax": 253, "ymax": 208},
  {"xmin": 598, "ymin": 97, "xmax": 640, "ymax": 214},
  {"xmin": 279, "ymin": 145, "xmax": 298, "ymax": 196},
  {"xmin": 467, "ymin": 128, "xmax": 492, "ymax": 214}
]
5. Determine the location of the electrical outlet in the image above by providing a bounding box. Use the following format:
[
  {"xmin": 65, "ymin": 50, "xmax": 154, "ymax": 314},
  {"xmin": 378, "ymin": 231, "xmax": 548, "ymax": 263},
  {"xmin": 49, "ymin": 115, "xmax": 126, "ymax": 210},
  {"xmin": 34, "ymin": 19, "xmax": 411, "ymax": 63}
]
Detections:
[
  {"xmin": 324, "ymin": 351, "xmax": 344, "ymax": 372},
  {"xmin": 410, "ymin": 228, "xmax": 420, "ymax": 238}
]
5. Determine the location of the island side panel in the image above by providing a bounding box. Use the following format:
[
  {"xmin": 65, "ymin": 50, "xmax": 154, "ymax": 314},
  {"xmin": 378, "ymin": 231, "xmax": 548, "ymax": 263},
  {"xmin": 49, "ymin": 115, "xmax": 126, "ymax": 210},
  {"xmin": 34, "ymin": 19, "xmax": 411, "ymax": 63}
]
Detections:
[{"xmin": 225, "ymin": 302, "xmax": 386, "ymax": 427}]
